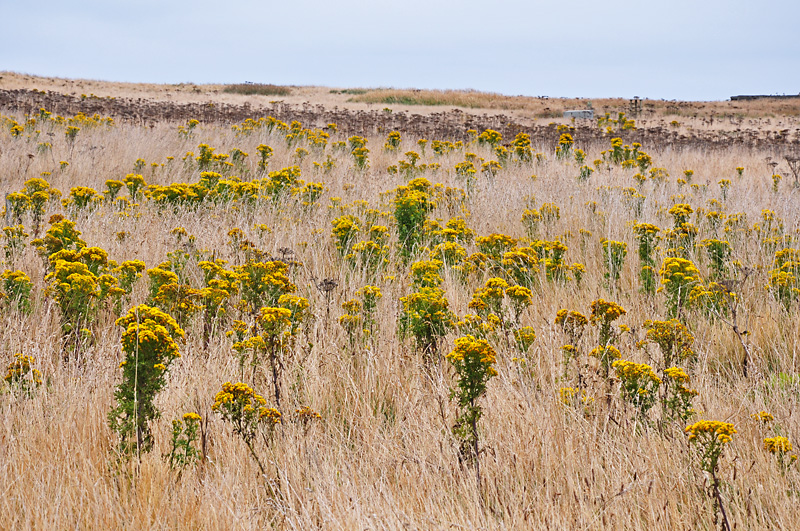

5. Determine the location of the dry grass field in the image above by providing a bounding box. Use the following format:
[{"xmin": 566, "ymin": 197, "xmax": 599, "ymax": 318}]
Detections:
[{"xmin": 1, "ymin": 73, "xmax": 800, "ymax": 530}]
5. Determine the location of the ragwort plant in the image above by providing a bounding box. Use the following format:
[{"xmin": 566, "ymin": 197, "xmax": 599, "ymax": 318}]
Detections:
[
  {"xmin": 401, "ymin": 257, "xmax": 454, "ymax": 357},
  {"xmin": 501, "ymin": 246, "xmax": 540, "ymax": 289},
  {"xmin": 660, "ymin": 367, "xmax": 699, "ymax": 424},
  {"xmin": 633, "ymin": 222, "xmax": 660, "ymax": 295},
  {"xmin": 235, "ymin": 259, "xmax": 297, "ymax": 314},
  {"xmin": 212, "ymin": 381, "xmax": 281, "ymax": 476},
  {"xmin": 612, "ymin": 359, "xmax": 661, "ymax": 423},
  {"xmin": 338, "ymin": 299, "xmax": 362, "ymax": 345},
  {"xmin": 685, "ymin": 420, "xmax": 737, "ymax": 531},
  {"xmin": 659, "ymin": 256, "xmax": 702, "ymax": 320},
  {"xmin": 331, "ymin": 214, "xmax": 361, "ymax": 255},
  {"xmin": 513, "ymin": 326, "xmax": 536, "ymax": 354},
  {"xmin": 446, "ymin": 335, "xmax": 498, "ymax": 493},
  {"xmin": 147, "ymin": 254, "xmax": 203, "ymax": 329},
  {"xmin": 641, "ymin": 318, "xmax": 696, "ymax": 370},
  {"xmin": 555, "ymin": 133, "xmax": 573, "ymax": 159},
  {"xmin": 400, "ymin": 288, "xmax": 453, "ymax": 360},
  {"xmin": 109, "ymin": 304, "xmax": 185, "ymax": 457},
  {"xmin": 698, "ymin": 238, "xmax": 733, "ymax": 279},
  {"xmin": 555, "ymin": 309, "xmax": 588, "ymax": 380},
  {"xmin": 46, "ymin": 246, "xmax": 123, "ymax": 351},
  {"xmin": 112, "ymin": 260, "xmax": 145, "ymax": 315},
  {"xmin": 339, "ymin": 286, "xmax": 383, "ymax": 346},
  {"xmin": 394, "ymin": 178, "xmax": 434, "ymax": 259},
  {"xmin": 357, "ymin": 285, "xmax": 382, "ymax": 338},
  {"xmin": 256, "ymin": 295, "xmax": 309, "ymax": 409},
  {"xmin": 601, "ymin": 239, "xmax": 627, "ymax": 288},
  {"xmin": 2, "ymin": 225, "xmax": 28, "ymax": 263},
  {"xmin": 33, "ymin": 217, "xmax": 86, "ymax": 264},
  {"xmin": 589, "ymin": 298, "xmax": 627, "ymax": 377},
  {"xmin": 764, "ymin": 436, "xmax": 797, "ymax": 472},
  {"xmin": 166, "ymin": 412, "xmax": 202, "ymax": 470},
  {"xmin": 767, "ymin": 248, "xmax": 800, "ymax": 310},
  {"xmin": 558, "ymin": 386, "xmax": 594, "ymax": 416},
  {"xmin": 1, "ymin": 270, "xmax": 33, "ymax": 314},
  {"xmin": 4, "ymin": 353, "xmax": 42, "ymax": 396},
  {"xmin": 198, "ymin": 259, "xmax": 241, "ymax": 346}
]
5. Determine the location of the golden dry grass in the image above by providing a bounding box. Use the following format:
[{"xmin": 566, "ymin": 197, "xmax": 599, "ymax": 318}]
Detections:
[
  {"xmin": 348, "ymin": 87, "xmax": 800, "ymax": 121},
  {"xmin": 0, "ymin": 74, "xmax": 799, "ymax": 530}
]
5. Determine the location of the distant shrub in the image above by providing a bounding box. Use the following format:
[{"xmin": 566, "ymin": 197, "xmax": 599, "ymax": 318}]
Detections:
[{"xmin": 223, "ymin": 83, "xmax": 292, "ymax": 97}]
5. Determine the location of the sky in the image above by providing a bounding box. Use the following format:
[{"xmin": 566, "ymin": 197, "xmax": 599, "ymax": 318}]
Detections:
[{"xmin": 3, "ymin": 0, "xmax": 799, "ymax": 101}]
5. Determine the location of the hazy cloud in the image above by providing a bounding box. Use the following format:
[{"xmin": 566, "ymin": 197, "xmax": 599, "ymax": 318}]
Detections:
[{"xmin": 3, "ymin": 0, "xmax": 798, "ymax": 100}]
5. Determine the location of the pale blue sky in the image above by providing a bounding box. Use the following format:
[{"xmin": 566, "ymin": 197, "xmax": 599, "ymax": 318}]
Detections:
[{"xmin": 4, "ymin": 0, "xmax": 799, "ymax": 101}]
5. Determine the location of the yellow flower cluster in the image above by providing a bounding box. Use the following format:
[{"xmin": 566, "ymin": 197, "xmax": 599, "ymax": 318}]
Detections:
[
  {"xmin": 685, "ymin": 420, "xmax": 737, "ymax": 444},
  {"xmin": 768, "ymin": 248, "xmax": 800, "ymax": 309},
  {"xmin": 475, "ymin": 233, "xmax": 517, "ymax": 258},
  {"xmin": 257, "ymin": 306, "xmax": 293, "ymax": 337},
  {"xmin": 357, "ymin": 285, "xmax": 382, "ymax": 311},
  {"xmin": 668, "ymin": 203, "xmax": 694, "ymax": 226},
  {"xmin": 612, "ymin": 359, "xmax": 661, "ymax": 385},
  {"xmin": 4, "ymin": 353, "xmax": 42, "ymax": 387},
  {"xmin": 447, "ymin": 335, "xmax": 498, "ymax": 377},
  {"xmin": 590, "ymin": 344, "xmax": 621, "ymax": 360},
  {"xmin": 590, "ymin": 299, "xmax": 626, "ymax": 324},
  {"xmin": 477, "ymin": 129, "xmax": 502, "ymax": 146},
  {"xmin": 1, "ymin": 269, "xmax": 33, "ymax": 313},
  {"xmin": 751, "ymin": 411, "xmax": 774, "ymax": 423},
  {"xmin": 501, "ymin": 247, "xmax": 540, "ymax": 286},
  {"xmin": 338, "ymin": 293, "xmax": 367, "ymax": 336},
  {"xmin": 411, "ymin": 259, "xmax": 444, "ymax": 287},
  {"xmin": 521, "ymin": 209, "xmax": 543, "ymax": 235},
  {"xmin": 512, "ymin": 132, "xmax": 533, "ymax": 161},
  {"xmin": 602, "ymin": 240, "xmax": 627, "ymax": 253},
  {"xmin": 62, "ymin": 186, "xmax": 102, "ymax": 211},
  {"xmin": 539, "ymin": 203, "xmax": 560, "ymax": 224},
  {"xmin": 1, "ymin": 269, "xmax": 29, "ymax": 286},
  {"xmin": 119, "ymin": 318, "xmax": 182, "ymax": 359},
  {"xmin": 469, "ymin": 277, "xmax": 523, "ymax": 319},
  {"xmin": 633, "ymin": 222, "xmax": 660, "ymax": 237},
  {"xmin": 183, "ymin": 412, "xmax": 202, "ymax": 422},
  {"xmin": 658, "ymin": 257, "xmax": 701, "ymax": 293},
  {"xmin": 664, "ymin": 366, "xmax": 690, "ymax": 384},
  {"xmin": 295, "ymin": 405, "xmax": 322, "ymax": 423},
  {"xmin": 505, "ymin": 284, "xmax": 533, "ymax": 307},
  {"xmin": 513, "ymin": 326, "xmax": 536, "ymax": 352},
  {"xmin": 558, "ymin": 387, "xmax": 593, "ymax": 408},
  {"xmin": 642, "ymin": 319, "xmax": 695, "ymax": 364},
  {"xmin": 430, "ymin": 241, "xmax": 468, "ymax": 266},
  {"xmin": 764, "ymin": 436, "xmax": 793, "ymax": 454},
  {"xmin": 437, "ymin": 217, "xmax": 474, "ymax": 244},
  {"xmin": 561, "ymin": 344, "xmax": 578, "ymax": 357},
  {"xmin": 556, "ymin": 309, "xmax": 588, "ymax": 330},
  {"xmin": 260, "ymin": 407, "xmax": 282, "ymax": 424},
  {"xmin": 212, "ymin": 381, "xmax": 267, "ymax": 411}
]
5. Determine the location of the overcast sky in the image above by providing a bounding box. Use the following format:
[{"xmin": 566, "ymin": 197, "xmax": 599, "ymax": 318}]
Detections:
[{"xmin": 4, "ymin": 0, "xmax": 799, "ymax": 101}]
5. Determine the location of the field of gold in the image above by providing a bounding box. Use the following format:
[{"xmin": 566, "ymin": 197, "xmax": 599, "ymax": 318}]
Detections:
[{"xmin": 1, "ymin": 75, "xmax": 800, "ymax": 530}]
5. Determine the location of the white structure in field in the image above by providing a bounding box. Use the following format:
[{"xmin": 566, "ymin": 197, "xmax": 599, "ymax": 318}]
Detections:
[{"xmin": 563, "ymin": 110, "xmax": 594, "ymax": 120}]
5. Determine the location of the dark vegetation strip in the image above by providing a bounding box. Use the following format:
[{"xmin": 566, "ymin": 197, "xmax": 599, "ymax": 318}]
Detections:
[{"xmin": 1, "ymin": 89, "xmax": 796, "ymax": 153}]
